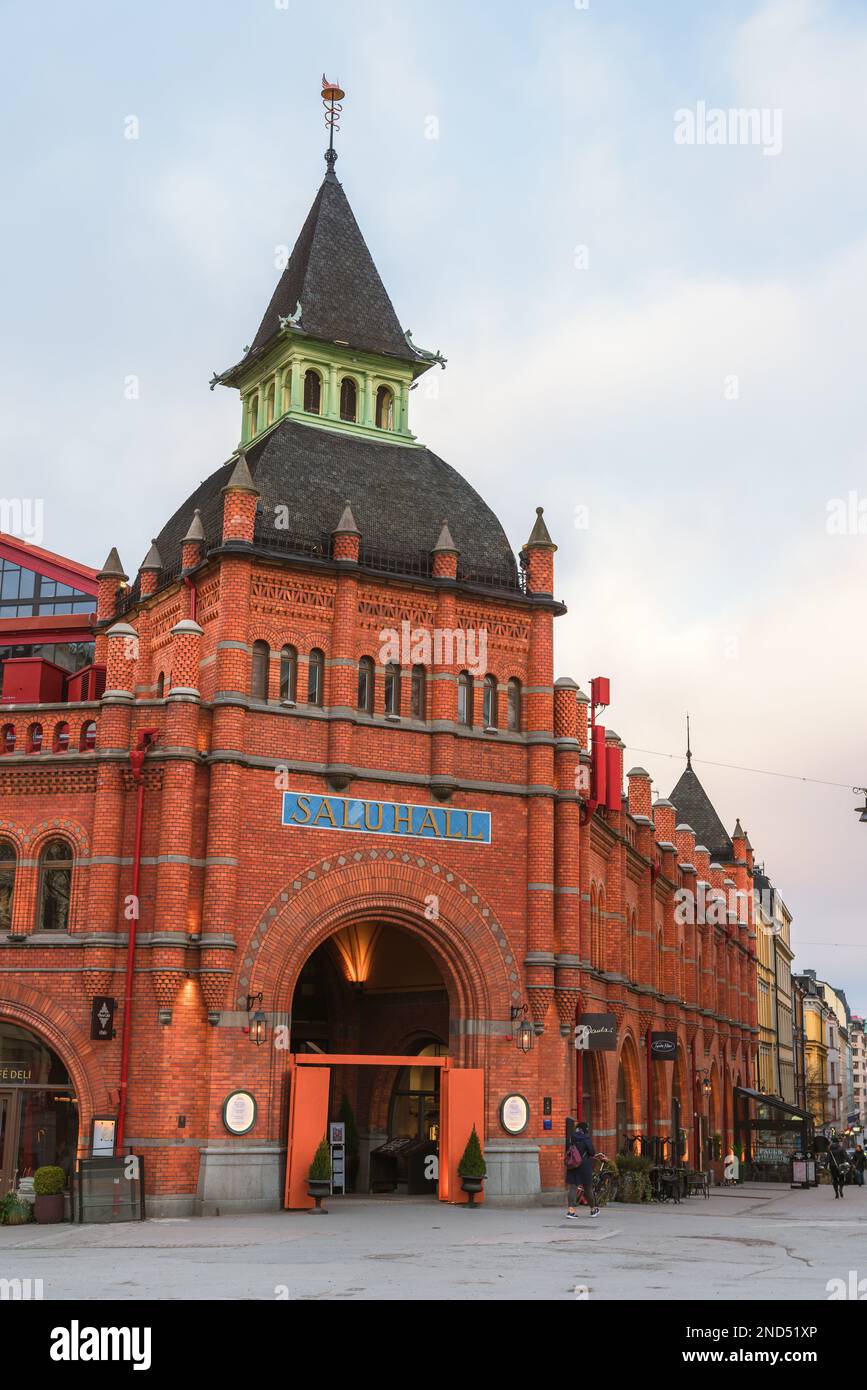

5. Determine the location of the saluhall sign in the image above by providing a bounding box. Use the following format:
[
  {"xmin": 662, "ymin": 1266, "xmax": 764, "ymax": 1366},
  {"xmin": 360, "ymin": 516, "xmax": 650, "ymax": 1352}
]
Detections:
[{"xmin": 282, "ymin": 792, "xmax": 492, "ymax": 844}]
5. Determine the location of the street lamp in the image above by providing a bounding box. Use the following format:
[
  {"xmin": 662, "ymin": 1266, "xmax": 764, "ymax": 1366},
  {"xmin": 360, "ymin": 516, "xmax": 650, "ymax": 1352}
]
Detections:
[
  {"xmin": 853, "ymin": 787, "xmax": 867, "ymax": 822},
  {"xmin": 696, "ymin": 1068, "xmax": 712, "ymax": 1098},
  {"xmin": 511, "ymin": 1004, "xmax": 534, "ymax": 1054}
]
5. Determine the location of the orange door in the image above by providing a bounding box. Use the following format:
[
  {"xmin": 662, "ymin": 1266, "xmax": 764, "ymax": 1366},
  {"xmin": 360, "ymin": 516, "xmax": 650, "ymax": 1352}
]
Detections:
[
  {"xmin": 439, "ymin": 1067, "xmax": 485, "ymax": 1204},
  {"xmin": 284, "ymin": 1063, "xmax": 331, "ymax": 1209}
]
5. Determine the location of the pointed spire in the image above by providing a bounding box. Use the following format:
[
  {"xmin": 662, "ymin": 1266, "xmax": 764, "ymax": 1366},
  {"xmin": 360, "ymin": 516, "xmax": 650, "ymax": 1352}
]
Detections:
[
  {"xmin": 433, "ymin": 520, "xmax": 458, "ymax": 554},
  {"xmin": 222, "ymin": 451, "xmax": 259, "ymax": 495},
  {"xmin": 732, "ymin": 818, "xmax": 744, "ymax": 839},
  {"xmin": 140, "ymin": 539, "xmax": 163, "ymax": 572},
  {"xmin": 333, "ymin": 499, "xmax": 360, "ymax": 536},
  {"xmin": 97, "ymin": 546, "xmax": 127, "ymax": 581},
  {"xmin": 686, "ymin": 711, "xmax": 692, "ymax": 766},
  {"xmin": 525, "ymin": 506, "xmax": 556, "ymax": 550},
  {"xmin": 183, "ymin": 508, "xmax": 205, "ymax": 543}
]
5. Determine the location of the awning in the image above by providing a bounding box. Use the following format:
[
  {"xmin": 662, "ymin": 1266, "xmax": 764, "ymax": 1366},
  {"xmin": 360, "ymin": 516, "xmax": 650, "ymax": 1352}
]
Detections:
[{"xmin": 734, "ymin": 1087, "xmax": 810, "ymax": 1122}]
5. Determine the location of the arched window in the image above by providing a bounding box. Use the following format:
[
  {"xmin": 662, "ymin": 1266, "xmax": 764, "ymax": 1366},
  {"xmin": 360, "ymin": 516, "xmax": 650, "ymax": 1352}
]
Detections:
[
  {"xmin": 482, "ymin": 675, "xmax": 498, "ymax": 729},
  {"xmin": 53, "ymin": 722, "xmax": 70, "ymax": 754},
  {"xmin": 0, "ymin": 840, "xmax": 16, "ymax": 932},
  {"xmin": 38, "ymin": 838, "xmax": 73, "ymax": 932},
  {"xmin": 627, "ymin": 909, "xmax": 637, "ymax": 980},
  {"xmin": 304, "ymin": 369, "xmax": 322, "ymax": 415},
  {"xmin": 279, "ymin": 645, "xmax": 297, "ymax": 703},
  {"xmin": 27, "ymin": 722, "xmax": 43, "ymax": 753},
  {"xmin": 375, "ymin": 384, "xmax": 394, "ymax": 430},
  {"xmin": 357, "ymin": 656, "xmax": 374, "ymax": 713},
  {"xmin": 265, "ymin": 380, "xmax": 276, "ymax": 426},
  {"xmin": 411, "ymin": 665, "xmax": 426, "ymax": 720},
  {"xmin": 1, "ymin": 724, "xmax": 14, "ymax": 755},
  {"xmin": 507, "ymin": 678, "xmax": 522, "ymax": 731},
  {"xmin": 281, "ymin": 368, "xmax": 292, "ymax": 414},
  {"xmin": 155, "ymin": 672, "xmax": 165, "ymax": 698},
  {"xmin": 384, "ymin": 662, "xmax": 401, "ymax": 716},
  {"xmin": 248, "ymin": 394, "xmax": 259, "ymax": 437},
  {"xmin": 79, "ymin": 721, "xmax": 96, "ymax": 752},
  {"xmin": 457, "ymin": 671, "xmax": 473, "ymax": 727},
  {"xmin": 589, "ymin": 884, "xmax": 599, "ymax": 967},
  {"xmin": 251, "ymin": 640, "xmax": 270, "ymax": 701},
  {"xmin": 340, "ymin": 377, "xmax": 358, "ymax": 422},
  {"xmin": 307, "ymin": 648, "xmax": 324, "ymax": 706}
]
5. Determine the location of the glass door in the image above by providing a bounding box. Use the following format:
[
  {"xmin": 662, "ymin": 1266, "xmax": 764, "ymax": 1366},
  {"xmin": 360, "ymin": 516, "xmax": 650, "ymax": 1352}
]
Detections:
[{"xmin": 0, "ymin": 1090, "xmax": 19, "ymax": 1196}]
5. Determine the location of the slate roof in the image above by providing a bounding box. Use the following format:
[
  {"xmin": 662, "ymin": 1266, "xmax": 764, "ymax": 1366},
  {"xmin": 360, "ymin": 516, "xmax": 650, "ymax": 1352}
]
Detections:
[
  {"xmin": 669, "ymin": 763, "xmax": 733, "ymax": 863},
  {"xmin": 243, "ymin": 174, "xmax": 418, "ymax": 366},
  {"xmin": 154, "ymin": 418, "xmax": 519, "ymax": 586}
]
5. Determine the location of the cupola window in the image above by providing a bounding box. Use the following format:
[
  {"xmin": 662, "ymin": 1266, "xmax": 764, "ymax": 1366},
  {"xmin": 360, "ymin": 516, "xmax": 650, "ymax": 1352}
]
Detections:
[
  {"xmin": 457, "ymin": 672, "xmax": 473, "ymax": 727},
  {"xmin": 265, "ymin": 380, "xmax": 276, "ymax": 426},
  {"xmin": 307, "ymin": 649, "xmax": 325, "ymax": 706},
  {"xmin": 340, "ymin": 377, "xmax": 358, "ymax": 422},
  {"xmin": 280, "ymin": 645, "xmax": 297, "ymax": 703},
  {"xmin": 357, "ymin": 656, "xmax": 374, "ymax": 713},
  {"xmin": 251, "ymin": 641, "xmax": 270, "ymax": 701},
  {"xmin": 304, "ymin": 369, "xmax": 322, "ymax": 415},
  {"xmin": 375, "ymin": 384, "xmax": 395, "ymax": 431},
  {"xmin": 249, "ymin": 394, "xmax": 259, "ymax": 437}
]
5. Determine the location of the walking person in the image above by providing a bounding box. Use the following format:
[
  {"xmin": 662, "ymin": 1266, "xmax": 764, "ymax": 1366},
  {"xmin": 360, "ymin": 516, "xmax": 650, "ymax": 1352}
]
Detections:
[
  {"xmin": 828, "ymin": 1137, "xmax": 849, "ymax": 1199},
  {"xmin": 852, "ymin": 1145, "xmax": 866, "ymax": 1188},
  {"xmin": 565, "ymin": 1120, "xmax": 600, "ymax": 1219}
]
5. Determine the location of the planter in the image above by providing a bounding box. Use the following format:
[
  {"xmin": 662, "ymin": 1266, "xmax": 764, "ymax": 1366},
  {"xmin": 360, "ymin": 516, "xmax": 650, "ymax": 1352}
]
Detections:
[
  {"xmin": 615, "ymin": 1171, "xmax": 651, "ymax": 1204},
  {"xmin": 34, "ymin": 1192, "xmax": 65, "ymax": 1225},
  {"xmin": 1, "ymin": 1198, "xmax": 31, "ymax": 1226},
  {"xmin": 460, "ymin": 1176, "xmax": 484, "ymax": 1207},
  {"xmin": 306, "ymin": 1178, "xmax": 330, "ymax": 1213}
]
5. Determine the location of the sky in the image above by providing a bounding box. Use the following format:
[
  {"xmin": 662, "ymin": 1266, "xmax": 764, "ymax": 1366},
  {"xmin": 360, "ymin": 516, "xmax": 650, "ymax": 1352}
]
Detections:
[{"xmin": 1, "ymin": 0, "xmax": 866, "ymax": 1007}]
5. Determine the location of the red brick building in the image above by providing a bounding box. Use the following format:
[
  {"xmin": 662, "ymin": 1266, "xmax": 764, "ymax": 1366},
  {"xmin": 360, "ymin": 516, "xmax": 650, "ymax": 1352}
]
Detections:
[{"xmin": 0, "ymin": 138, "xmax": 758, "ymax": 1213}]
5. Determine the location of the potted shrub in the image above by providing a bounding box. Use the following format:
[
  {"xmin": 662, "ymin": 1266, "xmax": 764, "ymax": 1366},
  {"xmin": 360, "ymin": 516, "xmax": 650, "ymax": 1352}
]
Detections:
[
  {"xmin": 0, "ymin": 1192, "xmax": 32, "ymax": 1226},
  {"xmin": 614, "ymin": 1152, "xmax": 653, "ymax": 1203},
  {"xmin": 338, "ymin": 1095, "xmax": 361, "ymax": 1194},
  {"xmin": 457, "ymin": 1125, "xmax": 486, "ymax": 1206},
  {"xmin": 33, "ymin": 1165, "xmax": 66, "ymax": 1224},
  {"xmin": 307, "ymin": 1137, "xmax": 331, "ymax": 1213}
]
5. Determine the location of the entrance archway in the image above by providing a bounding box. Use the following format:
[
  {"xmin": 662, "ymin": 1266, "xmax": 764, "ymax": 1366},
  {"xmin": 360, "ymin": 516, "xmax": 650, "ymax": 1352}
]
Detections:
[
  {"xmin": 0, "ymin": 1021, "xmax": 79, "ymax": 1196},
  {"xmin": 290, "ymin": 923, "xmax": 450, "ymax": 1195}
]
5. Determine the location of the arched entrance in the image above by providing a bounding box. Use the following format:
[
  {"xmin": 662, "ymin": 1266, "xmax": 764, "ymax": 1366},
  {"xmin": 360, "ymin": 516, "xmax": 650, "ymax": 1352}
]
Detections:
[
  {"xmin": 286, "ymin": 921, "xmax": 481, "ymax": 1205},
  {"xmin": 616, "ymin": 1036, "xmax": 642, "ymax": 1154},
  {"xmin": 0, "ymin": 1021, "xmax": 78, "ymax": 1196}
]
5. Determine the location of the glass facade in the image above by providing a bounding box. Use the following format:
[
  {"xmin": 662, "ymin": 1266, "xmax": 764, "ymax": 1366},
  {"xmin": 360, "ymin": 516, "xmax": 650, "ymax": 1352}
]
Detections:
[{"xmin": 0, "ymin": 558, "xmax": 95, "ymax": 618}]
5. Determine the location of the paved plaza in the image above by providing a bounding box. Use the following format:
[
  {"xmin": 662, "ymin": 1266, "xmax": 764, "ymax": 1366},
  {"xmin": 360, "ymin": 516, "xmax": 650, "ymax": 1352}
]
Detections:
[{"xmin": 2, "ymin": 1183, "xmax": 865, "ymax": 1301}]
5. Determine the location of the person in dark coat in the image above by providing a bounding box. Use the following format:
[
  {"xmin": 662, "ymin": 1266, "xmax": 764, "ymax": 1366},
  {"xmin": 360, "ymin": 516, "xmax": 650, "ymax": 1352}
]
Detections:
[
  {"xmin": 852, "ymin": 1145, "xmax": 865, "ymax": 1188},
  {"xmin": 828, "ymin": 1138, "xmax": 849, "ymax": 1198},
  {"xmin": 565, "ymin": 1121, "xmax": 600, "ymax": 1219}
]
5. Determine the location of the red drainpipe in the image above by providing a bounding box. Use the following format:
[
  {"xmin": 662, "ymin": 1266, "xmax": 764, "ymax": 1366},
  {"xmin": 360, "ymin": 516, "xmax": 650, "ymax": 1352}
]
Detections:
[
  {"xmin": 691, "ymin": 1036, "xmax": 699, "ymax": 1168},
  {"xmin": 115, "ymin": 728, "xmax": 158, "ymax": 1152},
  {"xmin": 574, "ymin": 995, "xmax": 583, "ymax": 1121}
]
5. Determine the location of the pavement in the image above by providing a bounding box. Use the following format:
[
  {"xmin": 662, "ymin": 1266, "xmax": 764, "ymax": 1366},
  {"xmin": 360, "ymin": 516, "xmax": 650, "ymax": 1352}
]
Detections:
[{"xmin": 1, "ymin": 1182, "xmax": 865, "ymax": 1300}]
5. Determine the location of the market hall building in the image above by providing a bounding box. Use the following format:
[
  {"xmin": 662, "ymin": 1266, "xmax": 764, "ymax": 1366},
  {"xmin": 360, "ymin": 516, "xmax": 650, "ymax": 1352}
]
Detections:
[{"xmin": 0, "ymin": 127, "xmax": 759, "ymax": 1214}]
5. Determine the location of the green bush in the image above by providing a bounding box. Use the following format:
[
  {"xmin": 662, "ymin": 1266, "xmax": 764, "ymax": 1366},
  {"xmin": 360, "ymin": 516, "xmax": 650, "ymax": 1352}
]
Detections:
[
  {"xmin": 338, "ymin": 1095, "xmax": 360, "ymax": 1159},
  {"xmin": 33, "ymin": 1165, "xmax": 66, "ymax": 1196},
  {"xmin": 0, "ymin": 1192, "xmax": 32, "ymax": 1225},
  {"xmin": 615, "ymin": 1152, "xmax": 653, "ymax": 1175},
  {"xmin": 308, "ymin": 1137, "xmax": 331, "ymax": 1182},
  {"xmin": 457, "ymin": 1125, "xmax": 486, "ymax": 1179}
]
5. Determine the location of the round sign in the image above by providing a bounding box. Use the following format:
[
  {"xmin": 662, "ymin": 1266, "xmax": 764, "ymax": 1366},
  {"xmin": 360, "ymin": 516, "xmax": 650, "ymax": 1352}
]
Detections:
[
  {"xmin": 222, "ymin": 1090, "xmax": 257, "ymax": 1136},
  {"xmin": 499, "ymin": 1093, "xmax": 530, "ymax": 1135}
]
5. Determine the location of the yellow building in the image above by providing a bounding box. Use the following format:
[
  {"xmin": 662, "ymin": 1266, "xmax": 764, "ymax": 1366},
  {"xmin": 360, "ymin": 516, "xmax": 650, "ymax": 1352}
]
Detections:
[{"xmin": 753, "ymin": 868, "xmax": 796, "ymax": 1101}]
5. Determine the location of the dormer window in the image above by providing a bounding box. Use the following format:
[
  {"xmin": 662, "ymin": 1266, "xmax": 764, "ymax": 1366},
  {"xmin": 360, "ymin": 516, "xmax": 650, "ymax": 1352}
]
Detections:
[
  {"xmin": 265, "ymin": 380, "xmax": 276, "ymax": 426},
  {"xmin": 304, "ymin": 369, "xmax": 322, "ymax": 415},
  {"xmin": 340, "ymin": 377, "xmax": 358, "ymax": 422},
  {"xmin": 375, "ymin": 384, "xmax": 394, "ymax": 431}
]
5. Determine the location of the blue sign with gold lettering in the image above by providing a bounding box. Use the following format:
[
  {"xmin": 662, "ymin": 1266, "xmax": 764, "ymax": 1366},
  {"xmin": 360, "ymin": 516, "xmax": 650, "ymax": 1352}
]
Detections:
[{"xmin": 282, "ymin": 792, "xmax": 491, "ymax": 844}]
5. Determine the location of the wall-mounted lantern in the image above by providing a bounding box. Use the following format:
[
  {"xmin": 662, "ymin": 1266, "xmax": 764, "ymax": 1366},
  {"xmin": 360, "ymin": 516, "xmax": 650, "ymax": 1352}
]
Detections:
[
  {"xmin": 511, "ymin": 1004, "xmax": 534, "ymax": 1054},
  {"xmin": 696, "ymin": 1068, "xmax": 712, "ymax": 1098},
  {"xmin": 245, "ymin": 992, "xmax": 267, "ymax": 1047}
]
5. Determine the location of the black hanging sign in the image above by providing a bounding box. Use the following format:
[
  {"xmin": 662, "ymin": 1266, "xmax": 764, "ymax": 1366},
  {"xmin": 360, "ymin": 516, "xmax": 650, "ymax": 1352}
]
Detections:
[
  {"xmin": 651, "ymin": 1031, "xmax": 678, "ymax": 1061},
  {"xmin": 90, "ymin": 996, "xmax": 116, "ymax": 1041},
  {"xmin": 575, "ymin": 1013, "xmax": 617, "ymax": 1052}
]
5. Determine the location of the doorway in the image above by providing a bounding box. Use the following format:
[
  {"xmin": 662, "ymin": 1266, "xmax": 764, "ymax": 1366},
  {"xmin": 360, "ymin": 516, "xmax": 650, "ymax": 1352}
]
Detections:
[{"xmin": 0, "ymin": 1022, "xmax": 79, "ymax": 1195}]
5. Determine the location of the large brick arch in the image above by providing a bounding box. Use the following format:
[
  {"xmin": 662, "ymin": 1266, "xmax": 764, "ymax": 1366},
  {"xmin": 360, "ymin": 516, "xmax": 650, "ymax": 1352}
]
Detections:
[
  {"xmin": 0, "ymin": 981, "xmax": 97, "ymax": 1154},
  {"xmin": 241, "ymin": 850, "xmax": 517, "ymax": 1034}
]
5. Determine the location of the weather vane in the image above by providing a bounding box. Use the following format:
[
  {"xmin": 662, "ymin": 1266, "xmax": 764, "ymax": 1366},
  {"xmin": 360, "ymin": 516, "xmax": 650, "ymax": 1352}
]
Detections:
[{"xmin": 322, "ymin": 74, "xmax": 346, "ymax": 177}]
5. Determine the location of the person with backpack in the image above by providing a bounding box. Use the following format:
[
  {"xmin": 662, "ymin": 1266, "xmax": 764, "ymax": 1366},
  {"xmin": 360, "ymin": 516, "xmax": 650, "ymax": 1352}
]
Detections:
[
  {"xmin": 852, "ymin": 1145, "xmax": 866, "ymax": 1187},
  {"xmin": 565, "ymin": 1120, "xmax": 600, "ymax": 1219},
  {"xmin": 828, "ymin": 1137, "xmax": 849, "ymax": 1198}
]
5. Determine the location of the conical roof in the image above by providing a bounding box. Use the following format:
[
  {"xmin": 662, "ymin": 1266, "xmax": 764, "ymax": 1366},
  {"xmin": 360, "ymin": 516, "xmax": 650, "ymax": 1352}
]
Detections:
[
  {"xmin": 669, "ymin": 764, "xmax": 733, "ymax": 863},
  {"xmin": 245, "ymin": 175, "xmax": 417, "ymax": 364}
]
